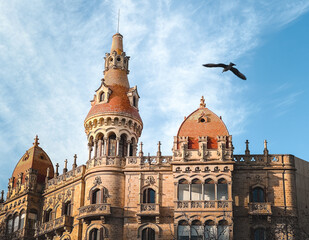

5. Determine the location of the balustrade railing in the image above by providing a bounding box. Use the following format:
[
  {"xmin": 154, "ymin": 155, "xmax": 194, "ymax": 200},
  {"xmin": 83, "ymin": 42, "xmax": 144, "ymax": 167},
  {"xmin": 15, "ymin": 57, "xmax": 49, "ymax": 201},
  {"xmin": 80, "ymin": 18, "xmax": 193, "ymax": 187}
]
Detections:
[
  {"xmin": 175, "ymin": 200, "xmax": 232, "ymax": 210},
  {"xmin": 35, "ymin": 215, "xmax": 73, "ymax": 236},
  {"xmin": 137, "ymin": 203, "xmax": 160, "ymax": 215},
  {"xmin": 78, "ymin": 203, "xmax": 111, "ymax": 219},
  {"xmin": 126, "ymin": 156, "xmax": 172, "ymax": 166},
  {"xmin": 233, "ymin": 154, "xmax": 293, "ymax": 166},
  {"xmin": 248, "ymin": 202, "xmax": 272, "ymax": 215}
]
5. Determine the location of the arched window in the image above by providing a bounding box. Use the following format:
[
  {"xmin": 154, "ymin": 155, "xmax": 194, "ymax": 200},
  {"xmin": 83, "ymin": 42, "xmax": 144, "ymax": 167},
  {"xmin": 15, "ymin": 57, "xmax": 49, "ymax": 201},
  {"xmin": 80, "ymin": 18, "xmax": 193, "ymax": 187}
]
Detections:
[
  {"xmin": 108, "ymin": 134, "xmax": 117, "ymax": 156},
  {"xmin": 7, "ymin": 215, "xmax": 13, "ymax": 233},
  {"xmin": 63, "ymin": 201, "xmax": 72, "ymax": 216},
  {"xmin": 13, "ymin": 213, "xmax": 19, "ymax": 232},
  {"xmin": 92, "ymin": 189, "xmax": 101, "ymax": 204},
  {"xmin": 252, "ymin": 187, "xmax": 265, "ymax": 203},
  {"xmin": 133, "ymin": 96, "xmax": 137, "ymax": 107},
  {"xmin": 218, "ymin": 220, "xmax": 229, "ymax": 240},
  {"xmin": 28, "ymin": 209, "xmax": 37, "ymax": 229},
  {"xmin": 44, "ymin": 209, "xmax": 52, "ymax": 223},
  {"xmin": 178, "ymin": 179, "xmax": 190, "ymax": 201},
  {"xmin": 19, "ymin": 210, "xmax": 25, "ymax": 229},
  {"xmin": 204, "ymin": 179, "xmax": 215, "ymax": 200},
  {"xmin": 119, "ymin": 134, "xmax": 127, "ymax": 157},
  {"xmin": 191, "ymin": 179, "xmax": 202, "ymax": 200},
  {"xmin": 191, "ymin": 220, "xmax": 203, "ymax": 240},
  {"xmin": 254, "ymin": 227, "xmax": 266, "ymax": 240},
  {"xmin": 217, "ymin": 178, "xmax": 228, "ymax": 200},
  {"xmin": 89, "ymin": 228, "xmax": 100, "ymax": 240},
  {"xmin": 178, "ymin": 220, "xmax": 190, "ymax": 240},
  {"xmin": 143, "ymin": 188, "xmax": 155, "ymax": 203},
  {"xmin": 142, "ymin": 227, "xmax": 155, "ymax": 240},
  {"xmin": 100, "ymin": 92, "xmax": 105, "ymax": 102},
  {"xmin": 204, "ymin": 220, "xmax": 216, "ymax": 239},
  {"xmin": 129, "ymin": 138, "xmax": 135, "ymax": 156}
]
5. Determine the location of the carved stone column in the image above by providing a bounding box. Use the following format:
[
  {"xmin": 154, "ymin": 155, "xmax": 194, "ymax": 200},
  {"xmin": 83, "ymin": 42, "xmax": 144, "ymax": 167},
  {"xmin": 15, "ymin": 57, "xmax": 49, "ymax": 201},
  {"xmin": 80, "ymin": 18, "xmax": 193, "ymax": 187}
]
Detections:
[
  {"xmin": 88, "ymin": 143, "xmax": 92, "ymax": 160},
  {"xmin": 127, "ymin": 140, "xmax": 131, "ymax": 156},
  {"xmin": 94, "ymin": 140, "xmax": 98, "ymax": 158},
  {"xmin": 116, "ymin": 137, "xmax": 120, "ymax": 156}
]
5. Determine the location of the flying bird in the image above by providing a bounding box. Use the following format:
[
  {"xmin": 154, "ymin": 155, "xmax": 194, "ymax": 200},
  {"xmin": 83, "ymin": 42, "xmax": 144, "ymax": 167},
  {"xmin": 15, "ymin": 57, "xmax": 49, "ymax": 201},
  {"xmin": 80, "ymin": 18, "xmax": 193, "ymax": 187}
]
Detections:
[{"xmin": 203, "ymin": 62, "xmax": 247, "ymax": 80}]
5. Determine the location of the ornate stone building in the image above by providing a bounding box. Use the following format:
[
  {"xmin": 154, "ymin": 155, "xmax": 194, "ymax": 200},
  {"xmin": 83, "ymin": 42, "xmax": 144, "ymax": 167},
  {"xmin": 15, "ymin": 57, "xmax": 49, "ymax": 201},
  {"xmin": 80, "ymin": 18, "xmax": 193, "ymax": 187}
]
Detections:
[{"xmin": 0, "ymin": 32, "xmax": 308, "ymax": 240}]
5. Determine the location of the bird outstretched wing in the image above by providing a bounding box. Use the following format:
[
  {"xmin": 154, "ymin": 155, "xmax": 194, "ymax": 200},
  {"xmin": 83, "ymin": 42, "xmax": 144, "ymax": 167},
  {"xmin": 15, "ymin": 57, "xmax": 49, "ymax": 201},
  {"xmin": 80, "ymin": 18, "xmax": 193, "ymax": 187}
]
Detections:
[
  {"xmin": 203, "ymin": 63, "xmax": 227, "ymax": 68},
  {"xmin": 230, "ymin": 67, "xmax": 246, "ymax": 80}
]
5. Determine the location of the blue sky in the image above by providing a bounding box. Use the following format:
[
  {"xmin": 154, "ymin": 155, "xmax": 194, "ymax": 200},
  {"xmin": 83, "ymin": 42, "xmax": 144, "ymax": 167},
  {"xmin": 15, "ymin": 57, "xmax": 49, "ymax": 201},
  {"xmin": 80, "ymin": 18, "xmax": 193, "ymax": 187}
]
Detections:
[{"xmin": 0, "ymin": 0, "xmax": 308, "ymax": 192}]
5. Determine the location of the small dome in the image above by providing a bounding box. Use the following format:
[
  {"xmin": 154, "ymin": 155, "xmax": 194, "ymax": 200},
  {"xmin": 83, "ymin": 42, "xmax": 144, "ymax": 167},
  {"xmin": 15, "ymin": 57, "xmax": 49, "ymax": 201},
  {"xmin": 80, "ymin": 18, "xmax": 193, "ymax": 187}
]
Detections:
[
  {"xmin": 11, "ymin": 136, "xmax": 54, "ymax": 187},
  {"xmin": 85, "ymin": 84, "xmax": 142, "ymax": 124},
  {"xmin": 177, "ymin": 99, "xmax": 229, "ymax": 149}
]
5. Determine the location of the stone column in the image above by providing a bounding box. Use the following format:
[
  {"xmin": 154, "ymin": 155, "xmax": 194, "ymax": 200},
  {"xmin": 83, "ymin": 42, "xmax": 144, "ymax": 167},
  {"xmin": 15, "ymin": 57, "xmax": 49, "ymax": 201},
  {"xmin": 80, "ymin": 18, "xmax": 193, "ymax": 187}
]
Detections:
[
  {"xmin": 72, "ymin": 154, "xmax": 77, "ymax": 170},
  {"xmin": 116, "ymin": 137, "xmax": 120, "ymax": 156},
  {"xmin": 88, "ymin": 143, "xmax": 92, "ymax": 160},
  {"xmin": 127, "ymin": 140, "xmax": 131, "ymax": 156},
  {"xmin": 103, "ymin": 137, "xmax": 108, "ymax": 156},
  {"xmin": 94, "ymin": 140, "xmax": 98, "ymax": 158}
]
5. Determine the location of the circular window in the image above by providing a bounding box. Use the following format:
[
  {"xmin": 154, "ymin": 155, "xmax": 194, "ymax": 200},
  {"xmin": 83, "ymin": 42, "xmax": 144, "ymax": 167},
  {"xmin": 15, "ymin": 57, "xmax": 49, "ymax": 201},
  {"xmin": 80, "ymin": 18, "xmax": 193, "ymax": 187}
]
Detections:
[
  {"xmin": 110, "ymin": 58, "xmax": 113, "ymax": 62},
  {"xmin": 117, "ymin": 57, "xmax": 121, "ymax": 62},
  {"xmin": 200, "ymin": 118, "xmax": 205, "ymax": 123}
]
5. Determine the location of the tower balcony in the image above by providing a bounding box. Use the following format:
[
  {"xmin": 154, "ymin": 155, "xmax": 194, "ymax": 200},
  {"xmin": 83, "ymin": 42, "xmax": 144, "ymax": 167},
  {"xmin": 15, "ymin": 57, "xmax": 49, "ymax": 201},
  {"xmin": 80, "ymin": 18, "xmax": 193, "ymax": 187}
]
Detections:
[
  {"xmin": 78, "ymin": 203, "xmax": 111, "ymax": 221},
  {"xmin": 248, "ymin": 202, "xmax": 272, "ymax": 215},
  {"xmin": 137, "ymin": 203, "xmax": 160, "ymax": 216},
  {"xmin": 175, "ymin": 200, "xmax": 232, "ymax": 212},
  {"xmin": 34, "ymin": 215, "xmax": 73, "ymax": 237}
]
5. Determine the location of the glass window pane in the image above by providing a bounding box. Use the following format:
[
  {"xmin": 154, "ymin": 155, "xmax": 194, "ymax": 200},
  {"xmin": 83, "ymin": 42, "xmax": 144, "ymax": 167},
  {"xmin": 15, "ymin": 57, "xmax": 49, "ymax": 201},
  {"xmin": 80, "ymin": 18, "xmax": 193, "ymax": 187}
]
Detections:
[
  {"xmin": 204, "ymin": 184, "xmax": 215, "ymax": 200},
  {"xmin": 205, "ymin": 225, "xmax": 217, "ymax": 239},
  {"xmin": 178, "ymin": 184, "xmax": 190, "ymax": 200},
  {"xmin": 20, "ymin": 212, "xmax": 25, "ymax": 229},
  {"xmin": 191, "ymin": 184, "xmax": 202, "ymax": 200},
  {"xmin": 218, "ymin": 225, "xmax": 229, "ymax": 240},
  {"xmin": 7, "ymin": 217, "xmax": 13, "ymax": 233},
  {"xmin": 217, "ymin": 184, "xmax": 228, "ymax": 200},
  {"xmin": 191, "ymin": 225, "xmax": 204, "ymax": 239},
  {"xmin": 178, "ymin": 225, "xmax": 190, "ymax": 240},
  {"xmin": 13, "ymin": 215, "xmax": 19, "ymax": 232}
]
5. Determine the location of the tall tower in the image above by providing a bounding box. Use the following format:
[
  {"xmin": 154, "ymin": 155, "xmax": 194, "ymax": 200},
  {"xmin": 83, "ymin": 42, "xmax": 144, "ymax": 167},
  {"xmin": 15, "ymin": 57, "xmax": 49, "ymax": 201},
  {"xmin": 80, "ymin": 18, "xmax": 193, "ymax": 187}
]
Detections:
[{"xmin": 82, "ymin": 33, "xmax": 143, "ymax": 239}]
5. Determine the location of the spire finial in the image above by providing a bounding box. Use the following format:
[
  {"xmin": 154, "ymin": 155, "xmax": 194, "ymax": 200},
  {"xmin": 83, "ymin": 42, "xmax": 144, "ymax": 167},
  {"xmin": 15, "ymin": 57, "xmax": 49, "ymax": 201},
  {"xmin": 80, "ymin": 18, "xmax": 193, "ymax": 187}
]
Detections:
[
  {"xmin": 157, "ymin": 141, "xmax": 162, "ymax": 157},
  {"xmin": 73, "ymin": 154, "xmax": 77, "ymax": 170},
  {"xmin": 117, "ymin": 9, "xmax": 120, "ymax": 33},
  {"xmin": 200, "ymin": 96, "xmax": 206, "ymax": 108},
  {"xmin": 263, "ymin": 140, "xmax": 269, "ymax": 155},
  {"xmin": 33, "ymin": 135, "xmax": 39, "ymax": 146},
  {"xmin": 245, "ymin": 140, "xmax": 250, "ymax": 155}
]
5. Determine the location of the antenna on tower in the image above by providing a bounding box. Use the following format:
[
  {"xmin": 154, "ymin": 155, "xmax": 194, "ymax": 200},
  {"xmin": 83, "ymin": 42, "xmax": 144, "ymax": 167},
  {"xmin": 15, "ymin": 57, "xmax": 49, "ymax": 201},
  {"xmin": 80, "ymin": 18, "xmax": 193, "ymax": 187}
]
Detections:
[{"xmin": 117, "ymin": 9, "xmax": 120, "ymax": 33}]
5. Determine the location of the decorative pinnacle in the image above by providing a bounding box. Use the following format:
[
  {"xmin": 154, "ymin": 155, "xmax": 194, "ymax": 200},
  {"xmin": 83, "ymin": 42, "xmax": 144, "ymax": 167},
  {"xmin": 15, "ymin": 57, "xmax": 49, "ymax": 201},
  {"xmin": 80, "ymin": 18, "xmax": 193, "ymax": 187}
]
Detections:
[
  {"xmin": 73, "ymin": 154, "xmax": 77, "ymax": 169},
  {"xmin": 263, "ymin": 140, "xmax": 269, "ymax": 155},
  {"xmin": 33, "ymin": 135, "xmax": 39, "ymax": 146},
  {"xmin": 200, "ymin": 96, "xmax": 206, "ymax": 108},
  {"xmin": 245, "ymin": 140, "xmax": 250, "ymax": 155},
  {"xmin": 157, "ymin": 141, "xmax": 162, "ymax": 157},
  {"xmin": 55, "ymin": 163, "xmax": 59, "ymax": 177}
]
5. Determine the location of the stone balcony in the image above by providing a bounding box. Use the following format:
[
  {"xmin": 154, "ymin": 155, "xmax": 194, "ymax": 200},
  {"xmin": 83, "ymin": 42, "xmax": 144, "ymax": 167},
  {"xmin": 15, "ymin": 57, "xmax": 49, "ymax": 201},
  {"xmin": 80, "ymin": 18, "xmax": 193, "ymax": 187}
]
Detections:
[
  {"xmin": 248, "ymin": 202, "xmax": 272, "ymax": 215},
  {"xmin": 78, "ymin": 203, "xmax": 111, "ymax": 221},
  {"xmin": 35, "ymin": 215, "xmax": 73, "ymax": 237},
  {"xmin": 175, "ymin": 200, "xmax": 232, "ymax": 212},
  {"xmin": 137, "ymin": 203, "xmax": 160, "ymax": 216}
]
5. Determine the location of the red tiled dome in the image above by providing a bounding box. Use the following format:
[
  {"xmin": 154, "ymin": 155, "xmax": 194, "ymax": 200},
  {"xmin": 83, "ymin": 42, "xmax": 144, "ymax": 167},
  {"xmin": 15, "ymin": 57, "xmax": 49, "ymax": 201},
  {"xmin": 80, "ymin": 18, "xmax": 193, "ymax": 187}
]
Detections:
[
  {"xmin": 85, "ymin": 84, "xmax": 142, "ymax": 123},
  {"xmin": 12, "ymin": 137, "xmax": 54, "ymax": 187},
  {"xmin": 177, "ymin": 106, "xmax": 229, "ymax": 149}
]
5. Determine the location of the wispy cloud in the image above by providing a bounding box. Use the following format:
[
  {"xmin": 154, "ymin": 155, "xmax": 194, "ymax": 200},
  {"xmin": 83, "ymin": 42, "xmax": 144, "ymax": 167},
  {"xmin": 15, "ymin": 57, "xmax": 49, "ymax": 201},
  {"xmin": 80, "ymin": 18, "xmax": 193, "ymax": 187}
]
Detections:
[{"xmin": 0, "ymin": 0, "xmax": 308, "ymax": 190}]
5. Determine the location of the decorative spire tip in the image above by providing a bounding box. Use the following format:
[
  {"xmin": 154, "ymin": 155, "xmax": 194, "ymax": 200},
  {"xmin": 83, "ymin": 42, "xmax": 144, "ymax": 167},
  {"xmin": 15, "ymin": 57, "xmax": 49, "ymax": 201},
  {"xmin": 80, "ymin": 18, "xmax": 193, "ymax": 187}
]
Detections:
[
  {"xmin": 200, "ymin": 96, "xmax": 206, "ymax": 108},
  {"xmin": 33, "ymin": 135, "xmax": 39, "ymax": 146}
]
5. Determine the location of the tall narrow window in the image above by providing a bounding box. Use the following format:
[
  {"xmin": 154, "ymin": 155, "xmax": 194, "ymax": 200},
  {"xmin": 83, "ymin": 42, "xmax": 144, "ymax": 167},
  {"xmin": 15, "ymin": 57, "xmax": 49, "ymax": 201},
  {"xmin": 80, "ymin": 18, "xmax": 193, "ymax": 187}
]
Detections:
[
  {"xmin": 178, "ymin": 220, "xmax": 190, "ymax": 240},
  {"xmin": 178, "ymin": 179, "xmax": 190, "ymax": 201},
  {"xmin": 191, "ymin": 179, "xmax": 202, "ymax": 200},
  {"xmin": 143, "ymin": 188, "xmax": 156, "ymax": 203},
  {"xmin": 217, "ymin": 178, "xmax": 228, "ymax": 200},
  {"xmin": 28, "ymin": 209, "xmax": 37, "ymax": 229},
  {"xmin": 129, "ymin": 138, "xmax": 135, "ymax": 156},
  {"xmin": 7, "ymin": 215, "xmax": 13, "ymax": 233},
  {"xmin": 89, "ymin": 228, "xmax": 100, "ymax": 240},
  {"xmin": 63, "ymin": 201, "xmax": 72, "ymax": 216},
  {"xmin": 191, "ymin": 220, "xmax": 203, "ymax": 240},
  {"xmin": 13, "ymin": 213, "xmax": 19, "ymax": 232},
  {"xmin": 254, "ymin": 228, "xmax": 266, "ymax": 240},
  {"xmin": 218, "ymin": 220, "xmax": 229, "ymax": 240},
  {"xmin": 44, "ymin": 209, "xmax": 52, "ymax": 223},
  {"xmin": 204, "ymin": 220, "xmax": 216, "ymax": 239},
  {"xmin": 142, "ymin": 227, "xmax": 155, "ymax": 240},
  {"xmin": 119, "ymin": 134, "xmax": 127, "ymax": 157},
  {"xmin": 92, "ymin": 189, "xmax": 101, "ymax": 204},
  {"xmin": 133, "ymin": 96, "xmax": 137, "ymax": 107},
  {"xmin": 204, "ymin": 179, "xmax": 215, "ymax": 200},
  {"xmin": 108, "ymin": 134, "xmax": 117, "ymax": 156},
  {"xmin": 252, "ymin": 187, "xmax": 265, "ymax": 202},
  {"xmin": 100, "ymin": 92, "xmax": 105, "ymax": 102},
  {"xmin": 19, "ymin": 211, "xmax": 25, "ymax": 229}
]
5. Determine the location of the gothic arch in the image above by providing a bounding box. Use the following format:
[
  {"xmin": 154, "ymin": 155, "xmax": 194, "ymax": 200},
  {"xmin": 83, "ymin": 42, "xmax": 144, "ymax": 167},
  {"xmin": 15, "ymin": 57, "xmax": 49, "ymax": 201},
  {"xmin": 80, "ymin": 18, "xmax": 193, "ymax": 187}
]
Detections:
[
  {"xmin": 60, "ymin": 234, "xmax": 71, "ymax": 240},
  {"xmin": 137, "ymin": 223, "xmax": 161, "ymax": 239},
  {"xmin": 84, "ymin": 223, "xmax": 108, "ymax": 240}
]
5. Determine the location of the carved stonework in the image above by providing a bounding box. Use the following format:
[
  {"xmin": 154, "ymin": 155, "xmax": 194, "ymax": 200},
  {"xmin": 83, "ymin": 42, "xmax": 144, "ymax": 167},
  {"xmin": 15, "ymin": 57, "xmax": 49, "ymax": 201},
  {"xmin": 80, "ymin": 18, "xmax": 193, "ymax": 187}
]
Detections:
[
  {"xmin": 255, "ymin": 175, "xmax": 262, "ymax": 183},
  {"xmin": 93, "ymin": 176, "xmax": 102, "ymax": 186},
  {"xmin": 145, "ymin": 176, "xmax": 155, "ymax": 185}
]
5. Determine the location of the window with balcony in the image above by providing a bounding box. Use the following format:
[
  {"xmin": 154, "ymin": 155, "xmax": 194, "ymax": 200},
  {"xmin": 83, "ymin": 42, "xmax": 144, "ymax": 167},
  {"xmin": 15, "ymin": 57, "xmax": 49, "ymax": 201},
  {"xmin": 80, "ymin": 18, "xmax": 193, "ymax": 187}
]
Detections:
[
  {"xmin": 191, "ymin": 179, "xmax": 202, "ymax": 200},
  {"xmin": 108, "ymin": 134, "xmax": 116, "ymax": 156},
  {"xmin": 119, "ymin": 134, "xmax": 128, "ymax": 157},
  {"xmin": 143, "ymin": 188, "xmax": 155, "ymax": 203},
  {"xmin": 63, "ymin": 201, "xmax": 72, "ymax": 216},
  {"xmin": 252, "ymin": 187, "xmax": 265, "ymax": 203},
  {"xmin": 254, "ymin": 227, "xmax": 266, "ymax": 240},
  {"xmin": 92, "ymin": 189, "xmax": 101, "ymax": 204},
  {"xmin": 204, "ymin": 179, "xmax": 215, "ymax": 200},
  {"xmin": 44, "ymin": 209, "xmax": 52, "ymax": 223},
  {"xmin": 178, "ymin": 179, "xmax": 190, "ymax": 201},
  {"xmin": 217, "ymin": 178, "xmax": 228, "ymax": 200},
  {"xmin": 142, "ymin": 227, "xmax": 155, "ymax": 240},
  {"xmin": 90, "ymin": 187, "xmax": 108, "ymax": 204}
]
